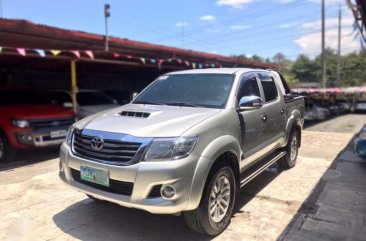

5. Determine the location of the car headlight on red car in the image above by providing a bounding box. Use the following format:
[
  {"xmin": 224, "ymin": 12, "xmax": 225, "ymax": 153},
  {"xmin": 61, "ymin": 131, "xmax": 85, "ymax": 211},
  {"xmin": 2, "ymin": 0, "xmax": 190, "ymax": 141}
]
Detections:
[{"xmin": 12, "ymin": 119, "xmax": 30, "ymax": 128}]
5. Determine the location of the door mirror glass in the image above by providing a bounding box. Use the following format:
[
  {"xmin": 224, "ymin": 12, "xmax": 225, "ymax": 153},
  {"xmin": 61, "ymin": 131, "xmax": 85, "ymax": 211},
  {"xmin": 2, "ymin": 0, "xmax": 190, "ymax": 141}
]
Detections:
[
  {"xmin": 63, "ymin": 102, "xmax": 73, "ymax": 108},
  {"xmin": 131, "ymin": 92, "xmax": 139, "ymax": 100},
  {"xmin": 239, "ymin": 96, "xmax": 263, "ymax": 111}
]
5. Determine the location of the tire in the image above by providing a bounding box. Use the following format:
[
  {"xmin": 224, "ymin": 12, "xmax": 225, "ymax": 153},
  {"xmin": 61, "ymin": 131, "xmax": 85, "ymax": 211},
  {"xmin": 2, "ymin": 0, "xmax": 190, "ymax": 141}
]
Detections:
[
  {"xmin": 183, "ymin": 166, "xmax": 236, "ymax": 236},
  {"xmin": 278, "ymin": 129, "xmax": 299, "ymax": 169},
  {"xmin": 0, "ymin": 133, "xmax": 16, "ymax": 163}
]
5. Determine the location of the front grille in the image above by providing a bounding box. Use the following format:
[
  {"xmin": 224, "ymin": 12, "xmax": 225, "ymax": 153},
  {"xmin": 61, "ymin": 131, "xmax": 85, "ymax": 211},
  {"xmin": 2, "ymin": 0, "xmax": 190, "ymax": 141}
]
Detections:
[
  {"xmin": 70, "ymin": 168, "xmax": 133, "ymax": 196},
  {"xmin": 72, "ymin": 132, "xmax": 141, "ymax": 165},
  {"xmin": 31, "ymin": 118, "xmax": 74, "ymax": 130}
]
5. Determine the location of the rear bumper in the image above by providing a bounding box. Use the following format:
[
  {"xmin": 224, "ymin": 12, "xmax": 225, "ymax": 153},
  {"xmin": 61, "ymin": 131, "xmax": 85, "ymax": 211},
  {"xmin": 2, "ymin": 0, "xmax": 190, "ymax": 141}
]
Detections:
[{"xmin": 59, "ymin": 142, "xmax": 205, "ymax": 214}]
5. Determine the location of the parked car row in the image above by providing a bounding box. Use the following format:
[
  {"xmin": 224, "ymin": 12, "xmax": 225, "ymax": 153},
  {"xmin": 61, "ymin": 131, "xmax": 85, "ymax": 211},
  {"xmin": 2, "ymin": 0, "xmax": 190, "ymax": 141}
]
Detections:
[
  {"xmin": 0, "ymin": 88, "xmax": 131, "ymax": 162},
  {"xmin": 303, "ymin": 97, "xmax": 363, "ymax": 122}
]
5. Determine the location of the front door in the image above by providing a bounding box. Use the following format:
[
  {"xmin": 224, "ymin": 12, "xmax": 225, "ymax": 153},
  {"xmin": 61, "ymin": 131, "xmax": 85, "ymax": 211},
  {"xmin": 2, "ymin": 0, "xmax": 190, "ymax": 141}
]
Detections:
[{"xmin": 237, "ymin": 73, "xmax": 267, "ymax": 170}]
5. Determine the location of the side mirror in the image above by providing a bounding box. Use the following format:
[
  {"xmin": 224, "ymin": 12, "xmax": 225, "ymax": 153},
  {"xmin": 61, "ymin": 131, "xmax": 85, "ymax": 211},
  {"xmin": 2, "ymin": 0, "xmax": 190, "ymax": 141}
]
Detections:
[
  {"xmin": 239, "ymin": 96, "xmax": 263, "ymax": 111},
  {"xmin": 63, "ymin": 102, "xmax": 73, "ymax": 108},
  {"xmin": 131, "ymin": 92, "xmax": 139, "ymax": 100}
]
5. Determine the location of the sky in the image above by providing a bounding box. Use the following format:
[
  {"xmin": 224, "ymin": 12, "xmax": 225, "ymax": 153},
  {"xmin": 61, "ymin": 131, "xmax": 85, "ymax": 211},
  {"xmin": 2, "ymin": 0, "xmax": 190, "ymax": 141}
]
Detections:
[{"xmin": 1, "ymin": 0, "xmax": 361, "ymax": 60}]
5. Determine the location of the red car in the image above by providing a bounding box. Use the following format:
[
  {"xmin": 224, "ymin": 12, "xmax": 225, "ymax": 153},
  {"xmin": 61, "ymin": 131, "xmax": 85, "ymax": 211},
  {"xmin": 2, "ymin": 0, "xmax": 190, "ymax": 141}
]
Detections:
[{"xmin": 0, "ymin": 89, "xmax": 75, "ymax": 162}]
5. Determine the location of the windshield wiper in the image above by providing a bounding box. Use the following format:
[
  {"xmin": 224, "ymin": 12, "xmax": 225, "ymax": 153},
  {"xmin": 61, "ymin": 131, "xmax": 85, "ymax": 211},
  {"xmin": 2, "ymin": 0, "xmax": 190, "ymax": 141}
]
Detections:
[
  {"xmin": 133, "ymin": 100, "xmax": 167, "ymax": 105},
  {"xmin": 165, "ymin": 102, "xmax": 202, "ymax": 107}
]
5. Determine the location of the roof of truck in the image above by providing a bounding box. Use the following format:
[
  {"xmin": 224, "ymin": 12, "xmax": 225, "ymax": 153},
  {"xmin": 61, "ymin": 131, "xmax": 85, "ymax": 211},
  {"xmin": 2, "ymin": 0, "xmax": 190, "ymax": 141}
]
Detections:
[{"xmin": 167, "ymin": 68, "xmax": 271, "ymax": 75}]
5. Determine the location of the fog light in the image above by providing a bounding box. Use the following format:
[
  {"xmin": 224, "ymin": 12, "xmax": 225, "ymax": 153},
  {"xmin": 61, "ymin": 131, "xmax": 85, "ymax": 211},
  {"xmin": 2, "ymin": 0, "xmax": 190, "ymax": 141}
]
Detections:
[
  {"xmin": 160, "ymin": 185, "xmax": 176, "ymax": 199},
  {"xmin": 21, "ymin": 135, "xmax": 33, "ymax": 142}
]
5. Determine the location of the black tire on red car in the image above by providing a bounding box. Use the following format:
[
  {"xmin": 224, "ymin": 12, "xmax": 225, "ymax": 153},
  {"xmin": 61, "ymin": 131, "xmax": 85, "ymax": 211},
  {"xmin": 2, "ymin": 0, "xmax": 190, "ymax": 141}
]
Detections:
[{"xmin": 0, "ymin": 133, "xmax": 16, "ymax": 162}]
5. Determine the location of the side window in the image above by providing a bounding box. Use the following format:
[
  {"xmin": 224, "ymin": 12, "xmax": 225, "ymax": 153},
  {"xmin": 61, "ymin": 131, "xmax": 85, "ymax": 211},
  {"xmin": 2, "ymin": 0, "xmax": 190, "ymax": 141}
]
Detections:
[
  {"xmin": 258, "ymin": 73, "xmax": 278, "ymax": 102},
  {"xmin": 237, "ymin": 76, "xmax": 261, "ymax": 100}
]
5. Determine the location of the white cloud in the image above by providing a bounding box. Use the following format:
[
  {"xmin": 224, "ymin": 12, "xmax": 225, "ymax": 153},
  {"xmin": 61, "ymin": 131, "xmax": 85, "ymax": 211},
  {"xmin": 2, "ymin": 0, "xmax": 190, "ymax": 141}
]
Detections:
[
  {"xmin": 217, "ymin": 0, "xmax": 255, "ymax": 8},
  {"xmin": 278, "ymin": 0, "xmax": 296, "ymax": 3},
  {"xmin": 200, "ymin": 15, "xmax": 216, "ymax": 22},
  {"xmin": 295, "ymin": 27, "xmax": 359, "ymax": 57},
  {"xmin": 302, "ymin": 17, "xmax": 354, "ymax": 31},
  {"xmin": 175, "ymin": 21, "xmax": 188, "ymax": 27},
  {"xmin": 278, "ymin": 22, "xmax": 298, "ymax": 28},
  {"xmin": 230, "ymin": 24, "xmax": 251, "ymax": 30},
  {"xmin": 307, "ymin": 0, "xmax": 343, "ymax": 4}
]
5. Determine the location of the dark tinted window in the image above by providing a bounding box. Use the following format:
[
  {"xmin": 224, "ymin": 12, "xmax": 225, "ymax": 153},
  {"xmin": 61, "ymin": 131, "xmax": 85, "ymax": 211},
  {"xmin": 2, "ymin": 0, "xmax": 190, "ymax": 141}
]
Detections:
[
  {"xmin": 258, "ymin": 73, "xmax": 278, "ymax": 102},
  {"xmin": 44, "ymin": 92, "xmax": 71, "ymax": 105},
  {"xmin": 77, "ymin": 91, "xmax": 115, "ymax": 106},
  {"xmin": 133, "ymin": 74, "xmax": 235, "ymax": 108},
  {"xmin": 0, "ymin": 91, "xmax": 50, "ymax": 106},
  {"xmin": 237, "ymin": 76, "xmax": 261, "ymax": 99}
]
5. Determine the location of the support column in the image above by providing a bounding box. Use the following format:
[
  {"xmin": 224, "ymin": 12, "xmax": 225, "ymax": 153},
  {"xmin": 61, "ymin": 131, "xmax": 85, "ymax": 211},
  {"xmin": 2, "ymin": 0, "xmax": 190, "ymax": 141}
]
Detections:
[{"xmin": 70, "ymin": 60, "xmax": 78, "ymax": 114}]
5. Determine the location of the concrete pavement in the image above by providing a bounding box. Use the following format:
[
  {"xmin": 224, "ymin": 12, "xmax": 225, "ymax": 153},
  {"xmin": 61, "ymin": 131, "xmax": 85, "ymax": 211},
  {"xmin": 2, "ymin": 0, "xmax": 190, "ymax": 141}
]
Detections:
[{"xmin": 1, "ymin": 114, "xmax": 366, "ymax": 241}]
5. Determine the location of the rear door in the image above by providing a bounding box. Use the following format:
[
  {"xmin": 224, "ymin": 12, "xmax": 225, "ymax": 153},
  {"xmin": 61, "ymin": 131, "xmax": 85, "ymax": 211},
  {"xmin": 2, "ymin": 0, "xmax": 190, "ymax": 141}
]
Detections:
[{"xmin": 257, "ymin": 72, "xmax": 286, "ymax": 148}]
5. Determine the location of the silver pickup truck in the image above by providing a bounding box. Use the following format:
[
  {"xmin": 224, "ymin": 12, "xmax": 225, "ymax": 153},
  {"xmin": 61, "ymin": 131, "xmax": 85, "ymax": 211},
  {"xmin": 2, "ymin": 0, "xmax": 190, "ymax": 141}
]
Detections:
[{"xmin": 59, "ymin": 68, "xmax": 304, "ymax": 236}]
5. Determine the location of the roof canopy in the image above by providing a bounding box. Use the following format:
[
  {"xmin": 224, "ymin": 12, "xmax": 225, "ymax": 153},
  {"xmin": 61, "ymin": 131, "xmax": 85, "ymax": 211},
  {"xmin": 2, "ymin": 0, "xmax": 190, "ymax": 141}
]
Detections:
[{"xmin": 0, "ymin": 18, "xmax": 275, "ymax": 69}]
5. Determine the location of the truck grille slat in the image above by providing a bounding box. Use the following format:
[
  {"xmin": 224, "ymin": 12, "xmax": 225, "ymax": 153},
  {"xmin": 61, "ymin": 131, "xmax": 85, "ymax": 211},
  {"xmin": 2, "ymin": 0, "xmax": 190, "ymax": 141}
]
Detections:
[{"xmin": 72, "ymin": 132, "xmax": 142, "ymax": 165}]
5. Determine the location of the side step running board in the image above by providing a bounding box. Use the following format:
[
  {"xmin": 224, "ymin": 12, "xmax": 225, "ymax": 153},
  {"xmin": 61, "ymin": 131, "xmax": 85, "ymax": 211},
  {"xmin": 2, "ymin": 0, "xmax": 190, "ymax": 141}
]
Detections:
[{"xmin": 240, "ymin": 151, "xmax": 286, "ymax": 188}]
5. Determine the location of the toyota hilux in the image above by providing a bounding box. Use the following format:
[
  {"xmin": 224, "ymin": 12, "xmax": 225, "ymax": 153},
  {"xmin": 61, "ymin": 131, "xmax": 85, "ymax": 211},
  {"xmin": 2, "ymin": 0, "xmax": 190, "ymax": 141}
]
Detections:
[{"xmin": 59, "ymin": 68, "xmax": 304, "ymax": 236}]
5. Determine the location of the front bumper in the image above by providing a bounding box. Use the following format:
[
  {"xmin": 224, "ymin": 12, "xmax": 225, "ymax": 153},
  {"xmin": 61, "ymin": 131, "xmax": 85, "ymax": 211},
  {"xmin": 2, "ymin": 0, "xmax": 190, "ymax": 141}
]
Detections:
[
  {"xmin": 16, "ymin": 128, "xmax": 67, "ymax": 147},
  {"xmin": 59, "ymin": 142, "xmax": 205, "ymax": 214}
]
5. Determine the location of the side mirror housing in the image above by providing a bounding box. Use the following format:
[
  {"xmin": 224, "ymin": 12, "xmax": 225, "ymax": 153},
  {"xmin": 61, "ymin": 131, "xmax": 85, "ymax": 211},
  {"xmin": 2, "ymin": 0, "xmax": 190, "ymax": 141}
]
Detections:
[
  {"xmin": 239, "ymin": 96, "xmax": 263, "ymax": 111},
  {"xmin": 63, "ymin": 102, "xmax": 73, "ymax": 108},
  {"xmin": 131, "ymin": 92, "xmax": 139, "ymax": 100}
]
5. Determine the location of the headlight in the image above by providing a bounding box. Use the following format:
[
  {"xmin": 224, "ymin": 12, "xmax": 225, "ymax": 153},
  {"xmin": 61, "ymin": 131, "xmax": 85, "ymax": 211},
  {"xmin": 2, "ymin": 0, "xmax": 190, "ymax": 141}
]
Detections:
[
  {"xmin": 66, "ymin": 125, "xmax": 75, "ymax": 145},
  {"xmin": 144, "ymin": 136, "xmax": 198, "ymax": 161},
  {"xmin": 12, "ymin": 119, "xmax": 30, "ymax": 128},
  {"xmin": 359, "ymin": 132, "xmax": 366, "ymax": 140}
]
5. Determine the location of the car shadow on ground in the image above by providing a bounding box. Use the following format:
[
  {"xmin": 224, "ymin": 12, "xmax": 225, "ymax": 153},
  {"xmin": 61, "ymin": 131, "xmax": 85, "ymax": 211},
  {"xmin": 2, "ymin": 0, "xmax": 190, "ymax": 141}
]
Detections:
[
  {"xmin": 277, "ymin": 132, "xmax": 366, "ymax": 240},
  {"xmin": 0, "ymin": 147, "xmax": 59, "ymax": 171},
  {"xmin": 52, "ymin": 164, "xmax": 283, "ymax": 241}
]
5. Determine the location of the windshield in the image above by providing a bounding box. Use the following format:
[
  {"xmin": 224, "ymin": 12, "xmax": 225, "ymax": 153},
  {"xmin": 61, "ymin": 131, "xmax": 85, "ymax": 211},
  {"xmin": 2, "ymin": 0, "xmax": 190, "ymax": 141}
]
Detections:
[
  {"xmin": 77, "ymin": 91, "xmax": 115, "ymax": 106},
  {"xmin": 0, "ymin": 90, "xmax": 51, "ymax": 106},
  {"xmin": 133, "ymin": 74, "xmax": 235, "ymax": 108}
]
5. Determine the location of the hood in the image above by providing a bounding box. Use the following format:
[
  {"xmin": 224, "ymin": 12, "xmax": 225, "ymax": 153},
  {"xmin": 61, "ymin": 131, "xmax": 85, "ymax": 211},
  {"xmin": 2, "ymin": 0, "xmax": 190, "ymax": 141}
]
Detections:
[
  {"xmin": 0, "ymin": 104, "xmax": 74, "ymax": 119},
  {"xmin": 78, "ymin": 104, "xmax": 120, "ymax": 118},
  {"xmin": 81, "ymin": 104, "xmax": 221, "ymax": 137}
]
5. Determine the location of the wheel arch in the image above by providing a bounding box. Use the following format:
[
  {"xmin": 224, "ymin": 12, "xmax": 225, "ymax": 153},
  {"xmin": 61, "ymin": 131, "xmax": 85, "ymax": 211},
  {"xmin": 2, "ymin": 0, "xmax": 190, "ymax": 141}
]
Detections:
[{"xmin": 186, "ymin": 135, "xmax": 240, "ymax": 210}]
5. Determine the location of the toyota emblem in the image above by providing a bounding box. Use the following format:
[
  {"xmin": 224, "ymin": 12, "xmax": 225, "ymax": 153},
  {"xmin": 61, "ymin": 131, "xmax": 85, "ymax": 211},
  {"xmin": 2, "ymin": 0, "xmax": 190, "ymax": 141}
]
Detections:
[{"xmin": 91, "ymin": 137, "xmax": 104, "ymax": 150}]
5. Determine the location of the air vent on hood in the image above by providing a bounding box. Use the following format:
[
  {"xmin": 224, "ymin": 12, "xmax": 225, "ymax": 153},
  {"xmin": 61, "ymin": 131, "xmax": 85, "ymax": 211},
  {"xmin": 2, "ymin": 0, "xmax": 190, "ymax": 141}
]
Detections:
[{"xmin": 120, "ymin": 111, "xmax": 150, "ymax": 118}]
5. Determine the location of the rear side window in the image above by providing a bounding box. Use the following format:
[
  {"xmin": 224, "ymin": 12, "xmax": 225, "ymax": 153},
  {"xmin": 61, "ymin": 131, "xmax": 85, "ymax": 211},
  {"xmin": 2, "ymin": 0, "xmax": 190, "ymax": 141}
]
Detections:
[
  {"xmin": 258, "ymin": 73, "xmax": 278, "ymax": 102},
  {"xmin": 237, "ymin": 76, "xmax": 261, "ymax": 99}
]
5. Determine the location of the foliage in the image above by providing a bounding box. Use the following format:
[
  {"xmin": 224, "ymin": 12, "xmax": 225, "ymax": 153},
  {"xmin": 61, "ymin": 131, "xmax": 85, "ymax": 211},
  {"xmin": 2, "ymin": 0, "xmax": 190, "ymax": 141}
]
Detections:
[{"xmin": 232, "ymin": 49, "xmax": 366, "ymax": 87}]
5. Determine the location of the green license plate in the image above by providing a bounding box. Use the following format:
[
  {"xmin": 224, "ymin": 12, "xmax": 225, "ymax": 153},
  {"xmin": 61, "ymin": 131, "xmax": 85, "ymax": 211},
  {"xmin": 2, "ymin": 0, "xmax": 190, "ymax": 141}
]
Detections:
[{"xmin": 80, "ymin": 166, "xmax": 109, "ymax": 187}]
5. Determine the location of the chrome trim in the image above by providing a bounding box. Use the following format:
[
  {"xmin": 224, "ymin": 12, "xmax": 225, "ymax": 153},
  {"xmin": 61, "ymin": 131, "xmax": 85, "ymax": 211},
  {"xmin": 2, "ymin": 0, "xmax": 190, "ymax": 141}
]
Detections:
[{"xmin": 72, "ymin": 129, "xmax": 153, "ymax": 166}]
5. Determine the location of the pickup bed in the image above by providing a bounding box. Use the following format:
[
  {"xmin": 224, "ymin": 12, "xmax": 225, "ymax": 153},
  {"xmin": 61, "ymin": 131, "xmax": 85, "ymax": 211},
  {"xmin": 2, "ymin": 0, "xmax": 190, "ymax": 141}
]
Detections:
[{"xmin": 59, "ymin": 68, "xmax": 304, "ymax": 236}]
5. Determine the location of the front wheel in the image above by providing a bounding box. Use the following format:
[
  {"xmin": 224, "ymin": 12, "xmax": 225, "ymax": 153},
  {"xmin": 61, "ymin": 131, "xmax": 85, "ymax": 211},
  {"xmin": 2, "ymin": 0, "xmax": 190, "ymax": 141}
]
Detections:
[
  {"xmin": 183, "ymin": 166, "xmax": 236, "ymax": 236},
  {"xmin": 278, "ymin": 129, "xmax": 299, "ymax": 169}
]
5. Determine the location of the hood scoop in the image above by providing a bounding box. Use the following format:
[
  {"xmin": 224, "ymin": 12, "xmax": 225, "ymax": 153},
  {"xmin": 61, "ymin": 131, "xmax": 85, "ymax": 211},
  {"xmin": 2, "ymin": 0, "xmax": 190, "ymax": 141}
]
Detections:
[{"xmin": 120, "ymin": 111, "xmax": 150, "ymax": 118}]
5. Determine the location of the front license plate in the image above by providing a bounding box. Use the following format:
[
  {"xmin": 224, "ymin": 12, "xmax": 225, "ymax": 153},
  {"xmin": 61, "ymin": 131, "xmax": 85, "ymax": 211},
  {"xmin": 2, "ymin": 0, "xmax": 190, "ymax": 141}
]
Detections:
[
  {"xmin": 50, "ymin": 130, "xmax": 67, "ymax": 138},
  {"xmin": 80, "ymin": 166, "xmax": 110, "ymax": 187}
]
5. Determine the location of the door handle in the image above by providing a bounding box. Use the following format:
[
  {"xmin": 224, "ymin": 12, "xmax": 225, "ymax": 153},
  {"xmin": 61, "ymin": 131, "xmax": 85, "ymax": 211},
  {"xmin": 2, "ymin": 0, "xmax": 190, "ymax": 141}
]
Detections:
[
  {"xmin": 280, "ymin": 108, "xmax": 285, "ymax": 114},
  {"xmin": 262, "ymin": 114, "xmax": 268, "ymax": 122}
]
